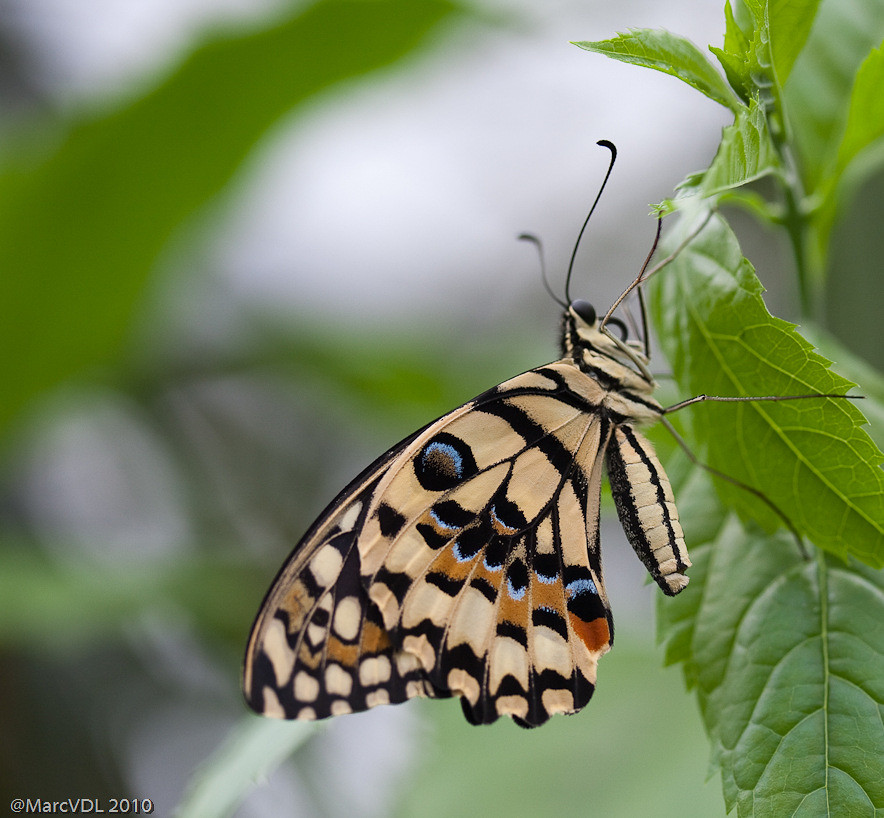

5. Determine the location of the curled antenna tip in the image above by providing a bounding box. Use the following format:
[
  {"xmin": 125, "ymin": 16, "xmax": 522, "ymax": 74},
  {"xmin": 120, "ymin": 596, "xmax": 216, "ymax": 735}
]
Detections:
[
  {"xmin": 518, "ymin": 232, "xmax": 538, "ymax": 242},
  {"xmin": 596, "ymin": 139, "xmax": 617, "ymax": 159}
]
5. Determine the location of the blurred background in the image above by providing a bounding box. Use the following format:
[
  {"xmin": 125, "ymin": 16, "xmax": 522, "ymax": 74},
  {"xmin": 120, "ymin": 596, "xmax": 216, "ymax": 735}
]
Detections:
[{"xmin": 1, "ymin": 0, "xmax": 877, "ymax": 815}]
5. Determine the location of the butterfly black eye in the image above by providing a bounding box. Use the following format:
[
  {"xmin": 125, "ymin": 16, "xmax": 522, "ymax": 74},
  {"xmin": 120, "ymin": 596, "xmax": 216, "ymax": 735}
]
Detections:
[{"xmin": 570, "ymin": 299, "xmax": 596, "ymax": 325}]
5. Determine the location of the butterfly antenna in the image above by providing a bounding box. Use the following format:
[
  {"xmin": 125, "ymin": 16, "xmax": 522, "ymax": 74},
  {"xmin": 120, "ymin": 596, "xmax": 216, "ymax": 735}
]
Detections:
[
  {"xmin": 602, "ymin": 210, "xmax": 716, "ymax": 337},
  {"xmin": 564, "ymin": 139, "xmax": 618, "ymax": 304},
  {"xmin": 519, "ymin": 233, "xmax": 566, "ymax": 308},
  {"xmin": 601, "ymin": 216, "xmax": 662, "ymax": 333}
]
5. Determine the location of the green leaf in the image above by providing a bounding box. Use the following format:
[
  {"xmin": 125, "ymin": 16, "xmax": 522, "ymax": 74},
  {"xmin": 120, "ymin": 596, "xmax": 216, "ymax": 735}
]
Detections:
[
  {"xmin": 0, "ymin": 547, "xmax": 264, "ymax": 649},
  {"xmin": 699, "ymin": 96, "xmax": 779, "ymax": 199},
  {"xmin": 573, "ymin": 28, "xmax": 741, "ymax": 112},
  {"xmin": 768, "ymin": 0, "xmax": 822, "ymax": 84},
  {"xmin": 658, "ymin": 98, "xmax": 779, "ymax": 215},
  {"xmin": 834, "ymin": 44, "xmax": 884, "ymax": 181},
  {"xmin": 0, "ymin": 0, "xmax": 463, "ymax": 442},
  {"xmin": 802, "ymin": 326, "xmax": 884, "ymax": 451},
  {"xmin": 710, "ymin": 2, "xmax": 754, "ymax": 103},
  {"xmin": 784, "ymin": 0, "xmax": 884, "ymax": 194},
  {"xmin": 658, "ymin": 476, "xmax": 884, "ymax": 817},
  {"xmin": 812, "ymin": 43, "xmax": 884, "ymax": 263},
  {"xmin": 175, "ymin": 717, "xmax": 316, "ymax": 818},
  {"xmin": 647, "ymin": 213, "xmax": 884, "ymax": 566},
  {"xmin": 739, "ymin": 0, "xmax": 774, "ymax": 87}
]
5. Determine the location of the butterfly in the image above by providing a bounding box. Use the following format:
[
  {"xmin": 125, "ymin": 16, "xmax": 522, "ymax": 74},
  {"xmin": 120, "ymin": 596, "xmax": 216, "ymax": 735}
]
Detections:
[{"xmin": 242, "ymin": 143, "xmax": 692, "ymax": 728}]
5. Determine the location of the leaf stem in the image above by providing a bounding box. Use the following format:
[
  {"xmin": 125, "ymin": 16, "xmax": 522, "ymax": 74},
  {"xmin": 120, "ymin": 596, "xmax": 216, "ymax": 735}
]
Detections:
[{"xmin": 771, "ymin": 133, "xmax": 818, "ymax": 319}]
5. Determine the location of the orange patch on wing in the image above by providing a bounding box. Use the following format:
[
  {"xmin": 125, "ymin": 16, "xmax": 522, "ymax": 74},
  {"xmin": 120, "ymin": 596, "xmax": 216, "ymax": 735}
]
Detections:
[
  {"xmin": 531, "ymin": 581, "xmax": 565, "ymax": 613},
  {"xmin": 325, "ymin": 637, "xmax": 360, "ymax": 667},
  {"xmin": 429, "ymin": 542, "xmax": 477, "ymax": 584},
  {"xmin": 297, "ymin": 641, "xmax": 322, "ymax": 670},
  {"xmin": 360, "ymin": 621, "xmax": 392, "ymax": 654},
  {"xmin": 470, "ymin": 557, "xmax": 505, "ymax": 594},
  {"xmin": 569, "ymin": 614, "xmax": 610, "ymax": 653},
  {"xmin": 281, "ymin": 580, "xmax": 313, "ymax": 631},
  {"xmin": 498, "ymin": 585, "xmax": 529, "ymax": 625}
]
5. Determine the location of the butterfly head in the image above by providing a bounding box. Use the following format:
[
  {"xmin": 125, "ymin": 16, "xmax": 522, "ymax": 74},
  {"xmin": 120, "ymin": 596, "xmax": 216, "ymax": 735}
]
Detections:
[{"xmin": 563, "ymin": 299, "xmax": 654, "ymax": 386}]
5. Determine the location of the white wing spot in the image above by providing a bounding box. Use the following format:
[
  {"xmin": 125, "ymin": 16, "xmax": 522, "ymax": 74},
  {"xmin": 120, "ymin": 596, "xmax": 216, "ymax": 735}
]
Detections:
[
  {"xmin": 447, "ymin": 668, "xmax": 480, "ymax": 705},
  {"xmin": 366, "ymin": 689, "xmax": 391, "ymax": 709},
  {"xmin": 325, "ymin": 663, "xmax": 353, "ymax": 697},
  {"xmin": 294, "ymin": 671, "xmax": 319, "ymax": 703},
  {"xmin": 338, "ymin": 501, "xmax": 362, "ymax": 532},
  {"xmin": 332, "ymin": 596, "xmax": 362, "ymax": 641},
  {"xmin": 359, "ymin": 655, "xmax": 392, "ymax": 686},
  {"xmin": 306, "ymin": 622, "xmax": 326, "ymax": 647},
  {"xmin": 264, "ymin": 617, "xmax": 296, "ymax": 688},
  {"xmin": 310, "ymin": 546, "xmax": 344, "ymax": 587},
  {"xmin": 261, "ymin": 687, "xmax": 285, "ymax": 719}
]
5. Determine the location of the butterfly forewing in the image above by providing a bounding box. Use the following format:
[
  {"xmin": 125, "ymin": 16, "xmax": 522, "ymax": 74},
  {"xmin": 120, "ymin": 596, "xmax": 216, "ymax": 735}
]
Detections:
[{"xmin": 242, "ymin": 437, "xmax": 446, "ymax": 720}]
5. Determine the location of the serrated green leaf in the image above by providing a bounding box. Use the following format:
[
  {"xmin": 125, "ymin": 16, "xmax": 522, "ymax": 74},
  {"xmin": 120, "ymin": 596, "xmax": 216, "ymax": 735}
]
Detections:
[
  {"xmin": 647, "ymin": 213, "xmax": 884, "ymax": 565},
  {"xmin": 802, "ymin": 326, "xmax": 884, "ymax": 449},
  {"xmin": 658, "ymin": 477, "xmax": 884, "ymax": 816},
  {"xmin": 573, "ymin": 29, "xmax": 741, "ymax": 112},
  {"xmin": 740, "ymin": 0, "xmax": 773, "ymax": 80},
  {"xmin": 723, "ymin": 0, "xmax": 752, "ymax": 55},
  {"xmin": 732, "ymin": 0, "xmax": 794, "ymax": 145},
  {"xmin": 659, "ymin": 99, "xmax": 779, "ymax": 215},
  {"xmin": 709, "ymin": 2, "xmax": 753, "ymax": 103},
  {"xmin": 699, "ymin": 96, "xmax": 780, "ymax": 198},
  {"xmin": 0, "ymin": 0, "xmax": 463, "ymax": 442}
]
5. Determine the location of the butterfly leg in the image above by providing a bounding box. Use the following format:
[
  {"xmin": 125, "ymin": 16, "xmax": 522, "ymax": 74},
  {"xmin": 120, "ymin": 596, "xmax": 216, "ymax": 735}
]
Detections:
[
  {"xmin": 659, "ymin": 391, "xmax": 862, "ymax": 552},
  {"xmin": 657, "ymin": 415, "xmax": 808, "ymax": 557}
]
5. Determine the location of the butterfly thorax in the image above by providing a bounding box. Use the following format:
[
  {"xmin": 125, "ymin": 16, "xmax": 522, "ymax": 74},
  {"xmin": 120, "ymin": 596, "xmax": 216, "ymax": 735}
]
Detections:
[{"xmin": 561, "ymin": 301, "xmax": 661, "ymax": 425}]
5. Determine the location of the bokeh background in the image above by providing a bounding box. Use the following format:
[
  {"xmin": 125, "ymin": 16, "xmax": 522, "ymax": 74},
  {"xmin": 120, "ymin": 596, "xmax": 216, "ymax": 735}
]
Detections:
[{"xmin": 1, "ymin": 0, "xmax": 880, "ymax": 815}]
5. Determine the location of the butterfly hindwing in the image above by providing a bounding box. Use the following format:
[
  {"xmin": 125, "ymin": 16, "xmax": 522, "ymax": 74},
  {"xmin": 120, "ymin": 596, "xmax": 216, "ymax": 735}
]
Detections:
[{"xmin": 244, "ymin": 361, "xmax": 619, "ymax": 727}]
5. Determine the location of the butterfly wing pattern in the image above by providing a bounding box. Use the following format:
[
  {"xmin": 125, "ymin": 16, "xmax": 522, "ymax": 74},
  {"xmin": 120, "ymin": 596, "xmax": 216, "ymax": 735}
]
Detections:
[{"xmin": 243, "ymin": 302, "xmax": 691, "ymax": 728}]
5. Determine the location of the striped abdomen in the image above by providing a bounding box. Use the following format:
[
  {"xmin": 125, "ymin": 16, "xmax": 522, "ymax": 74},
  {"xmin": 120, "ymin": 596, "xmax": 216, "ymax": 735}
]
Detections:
[{"xmin": 605, "ymin": 425, "xmax": 690, "ymax": 596}]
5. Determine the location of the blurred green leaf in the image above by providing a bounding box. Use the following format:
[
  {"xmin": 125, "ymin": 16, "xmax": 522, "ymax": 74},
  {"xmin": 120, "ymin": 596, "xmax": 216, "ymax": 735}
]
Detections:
[
  {"xmin": 175, "ymin": 717, "xmax": 316, "ymax": 818},
  {"xmin": 768, "ymin": 0, "xmax": 822, "ymax": 84},
  {"xmin": 0, "ymin": 547, "xmax": 264, "ymax": 650},
  {"xmin": 0, "ymin": 0, "xmax": 464, "ymax": 441},
  {"xmin": 812, "ymin": 43, "xmax": 884, "ymax": 263},
  {"xmin": 574, "ymin": 28, "xmax": 741, "ymax": 112},
  {"xmin": 833, "ymin": 44, "xmax": 884, "ymax": 173},
  {"xmin": 784, "ymin": 0, "xmax": 884, "ymax": 193},
  {"xmin": 648, "ymin": 213, "xmax": 884, "ymax": 565}
]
